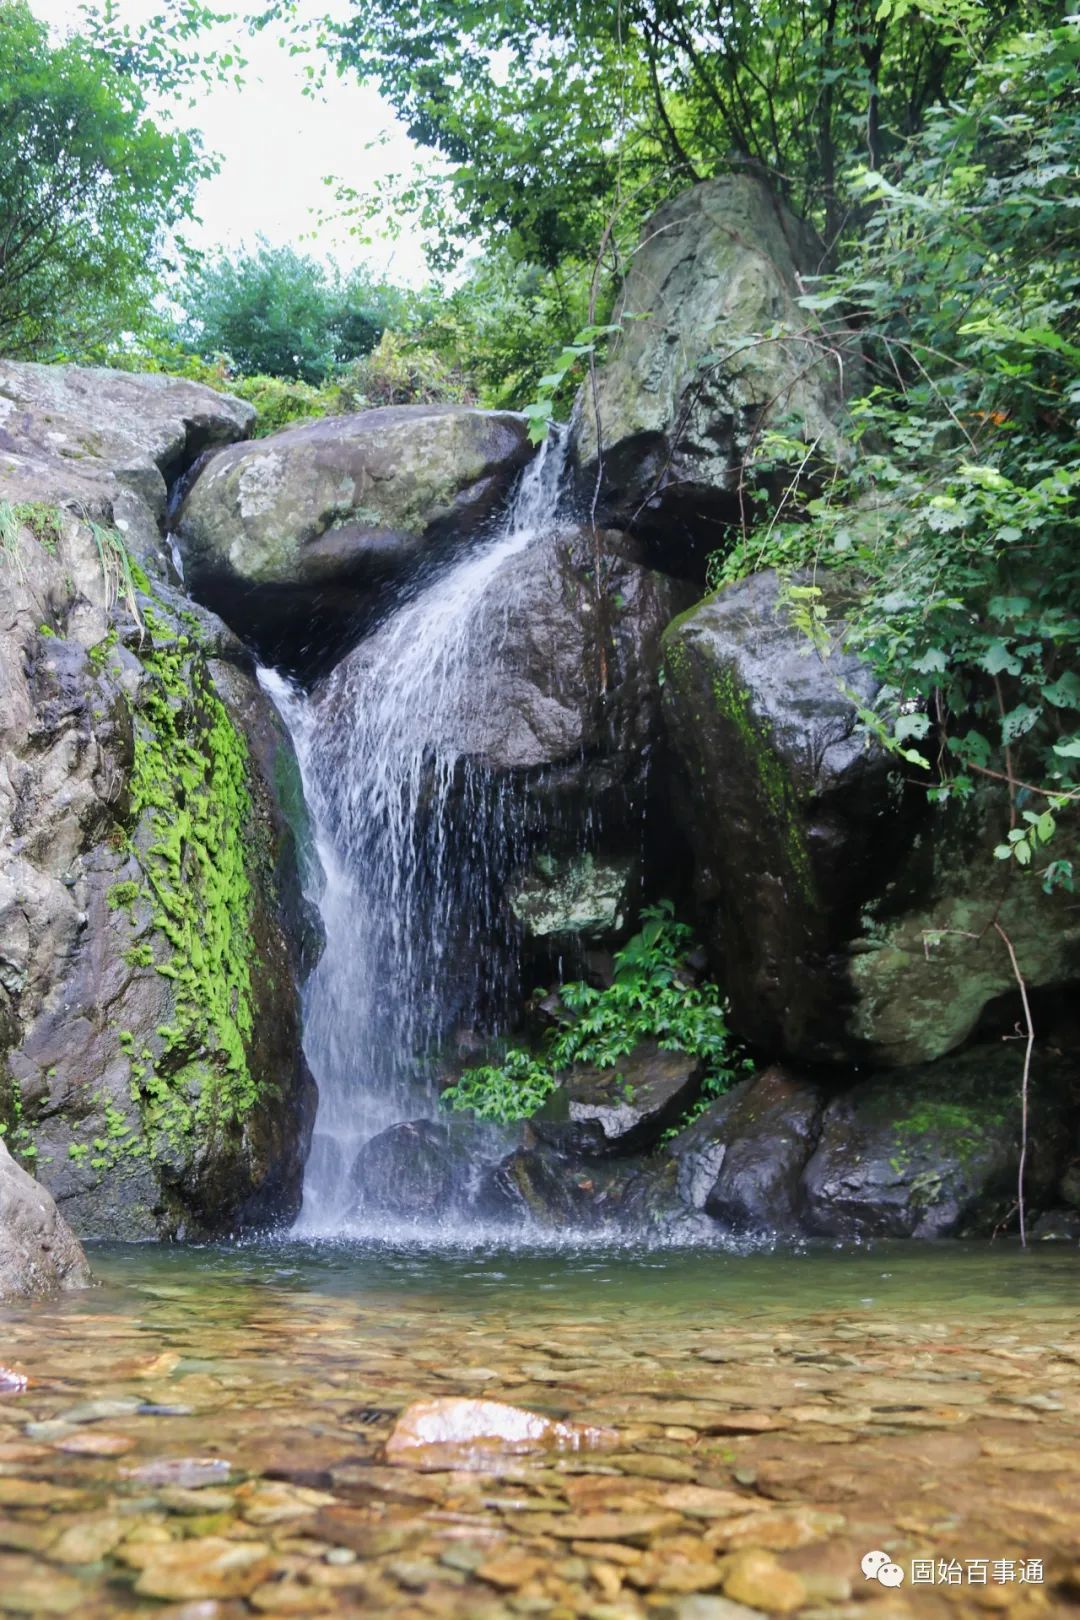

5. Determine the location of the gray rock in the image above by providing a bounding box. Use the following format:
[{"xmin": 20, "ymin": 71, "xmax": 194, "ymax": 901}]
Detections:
[
  {"xmin": 480, "ymin": 1140, "xmax": 688, "ymax": 1233},
  {"xmin": 312, "ymin": 525, "xmax": 687, "ymax": 827},
  {"xmin": 509, "ymin": 852, "xmax": 635, "ymax": 942},
  {"xmin": 174, "ymin": 405, "xmax": 533, "ymax": 666},
  {"xmin": 800, "ymin": 1044, "xmax": 1071, "ymax": 1239},
  {"xmin": 573, "ymin": 175, "xmax": 851, "ymax": 567},
  {"xmin": 0, "ymin": 1140, "xmax": 91, "ymax": 1300},
  {"xmin": 347, "ymin": 1119, "xmax": 503, "ymax": 1225},
  {"xmin": 669, "ymin": 1066, "xmax": 824, "ymax": 1232},
  {"xmin": 534, "ymin": 1041, "xmax": 702, "ymax": 1157},
  {"xmin": 660, "ymin": 570, "xmax": 1080, "ymax": 1065},
  {"xmin": 0, "ymin": 366, "xmax": 314, "ymax": 1239},
  {"xmin": 0, "ymin": 359, "xmax": 252, "ymax": 563}
]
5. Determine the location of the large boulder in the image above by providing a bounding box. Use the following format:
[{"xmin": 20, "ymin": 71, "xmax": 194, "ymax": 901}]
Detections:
[
  {"xmin": 0, "ymin": 359, "xmax": 253, "ymax": 563},
  {"xmin": 0, "ymin": 367, "xmax": 315, "ymax": 1240},
  {"xmin": 800, "ymin": 1045, "xmax": 1072, "ymax": 1239},
  {"xmin": 311, "ymin": 525, "xmax": 688, "ymax": 830},
  {"xmin": 0, "ymin": 1141, "xmax": 91, "ymax": 1301},
  {"xmin": 660, "ymin": 570, "xmax": 1080, "ymax": 1065},
  {"xmin": 174, "ymin": 405, "xmax": 534, "ymax": 670},
  {"xmin": 573, "ymin": 176, "xmax": 851, "ymax": 571},
  {"xmin": 479, "ymin": 1141, "xmax": 691, "ymax": 1235}
]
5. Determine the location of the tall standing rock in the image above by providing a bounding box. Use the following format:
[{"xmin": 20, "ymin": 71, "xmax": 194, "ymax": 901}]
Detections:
[
  {"xmin": 572, "ymin": 175, "xmax": 851, "ymax": 572},
  {"xmin": 0, "ymin": 363, "xmax": 315, "ymax": 1239}
]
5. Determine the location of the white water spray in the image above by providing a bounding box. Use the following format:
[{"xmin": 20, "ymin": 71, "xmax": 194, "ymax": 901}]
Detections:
[{"xmin": 263, "ymin": 433, "xmax": 572, "ymax": 1232}]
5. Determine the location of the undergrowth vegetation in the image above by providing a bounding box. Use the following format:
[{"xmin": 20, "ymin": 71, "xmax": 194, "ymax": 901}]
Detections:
[
  {"xmin": 708, "ymin": 20, "xmax": 1080, "ymax": 888},
  {"xmin": 442, "ymin": 902, "xmax": 746, "ymax": 1128}
]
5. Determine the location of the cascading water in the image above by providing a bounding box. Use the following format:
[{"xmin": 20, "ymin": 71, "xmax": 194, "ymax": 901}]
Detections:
[{"xmin": 263, "ymin": 433, "xmax": 573, "ymax": 1232}]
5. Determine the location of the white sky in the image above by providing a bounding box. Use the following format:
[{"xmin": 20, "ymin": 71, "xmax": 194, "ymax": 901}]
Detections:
[{"xmin": 33, "ymin": 0, "xmax": 437, "ymax": 286}]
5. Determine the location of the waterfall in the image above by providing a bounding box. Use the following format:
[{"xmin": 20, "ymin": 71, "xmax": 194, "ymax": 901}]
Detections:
[{"xmin": 263, "ymin": 432, "xmax": 572, "ymax": 1232}]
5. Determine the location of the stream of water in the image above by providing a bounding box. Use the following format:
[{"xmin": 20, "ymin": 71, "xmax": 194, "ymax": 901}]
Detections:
[{"xmin": 264, "ymin": 435, "xmax": 573, "ymax": 1232}]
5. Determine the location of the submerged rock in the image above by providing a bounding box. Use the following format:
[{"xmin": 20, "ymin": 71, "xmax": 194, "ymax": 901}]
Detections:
[
  {"xmin": 800, "ymin": 1044, "xmax": 1071, "ymax": 1238},
  {"xmin": 573, "ymin": 176, "xmax": 851, "ymax": 570},
  {"xmin": 0, "ymin": 365, "xmax": 314, "ymax": 1240},
  {"xmin": 0, "ymin": 1140, "xmax": 91, "ymax": 1300},
  {"xmin": 174, "ymin": 405, "xmax": 533, "ymax": 671},
  {"xmin": 385, "ymin": 1397, "xmax": 616, "ymax": 1469},
  {"xmin": 660, "ymin": 570, "xmax": 1080, "ymax": 1065}
]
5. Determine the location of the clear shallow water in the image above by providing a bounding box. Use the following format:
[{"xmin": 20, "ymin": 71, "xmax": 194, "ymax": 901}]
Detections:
[
  {"xmin": 76, "ymin": 1235, "xmax": 1080, "ymax": 1322},
  {"xmin": 0, "ymin": 1239, "xmax": 1077, "ymax": 1617}
]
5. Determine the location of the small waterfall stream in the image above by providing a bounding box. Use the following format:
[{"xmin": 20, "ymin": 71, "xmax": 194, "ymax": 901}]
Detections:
[{"xmin": 263, "ymin": 434, "xmax": 572, "ymax": 1232}]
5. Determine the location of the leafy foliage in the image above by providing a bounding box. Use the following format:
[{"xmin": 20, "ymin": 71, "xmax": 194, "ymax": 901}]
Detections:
[
  {"xmin": 708, "ymin": 19, "xmax": 1080, "ymax": 889},
  {"xmin": 282, "ymin": 0, "xmax": 1051, "ymax": 272},
  {"xmin": 0, "ymin": 0, "xmax": 210, "ymax": 357},
  {"xmin": 442, "ymin": 902, "xmax": 744, "ymax": 1125},
  {"xmin": 176, "ymin": 239, "xmax": 414, "ymax": 383}
]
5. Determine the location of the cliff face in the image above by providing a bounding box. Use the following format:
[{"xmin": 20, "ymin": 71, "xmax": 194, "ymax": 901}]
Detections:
[{"xmin": 0, "ymin": 362, "xmax": 314, "ymax": 1240}]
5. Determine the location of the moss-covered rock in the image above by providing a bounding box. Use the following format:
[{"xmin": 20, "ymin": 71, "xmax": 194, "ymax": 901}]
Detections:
[
  {"xmin": 174, "ymin": 405, "xmax": 534, "ymax": 672},
  {"xmin": 0, "ymin": 366, "xmax": 313, "ymax": 1240},
  {"xmin": 660, "ymin": 570, "xmax": 1080, "ymax": 1066},
  {"xmin": 800, "ymin": 1046, "xmax": 1072, "ymax": 1238}
]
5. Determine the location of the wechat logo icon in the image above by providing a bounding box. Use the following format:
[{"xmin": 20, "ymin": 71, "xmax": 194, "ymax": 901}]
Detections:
[{"xmin": 862, "ymin": 1550, "xmax": 905, "ymax": 1588}]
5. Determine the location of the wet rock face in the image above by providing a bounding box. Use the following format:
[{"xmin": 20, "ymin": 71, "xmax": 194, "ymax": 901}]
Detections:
[
  {"xmin": 174, "ymin": 405, "xmax": 534, "ymax": 672},
  {"xmin": 573, "ymin": 176, "xmax": 851, "ymax": 572},
  {"xmin": 660, "ymin": 570, "xmax": 1080, "ymax": 1067},
  {"xmin": 347, "ymin": 1120, "xmax": 483, "ymax": 1226},
  {"xmin": 670, "ymin": 1068, "xmax": 825, "ymax": 1233},
  {"xmin": 0, "ymin": 1140, "xmax": 91, "ymax": 1300},
  {"xmin": 800, "ymin": 1046, "xmax": 1071, "ymax": 1239},
  {"xmin": 313, "ymin": 526, "xmax": 688, "ymax": 829},
  {"xmin": 0, "ymin": 366, "xmax": 314, "ymax": 1240}
]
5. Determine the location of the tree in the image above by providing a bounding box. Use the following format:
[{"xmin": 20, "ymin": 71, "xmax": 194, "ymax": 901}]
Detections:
[
  {"xmin": 0, "ymin": 0, "xmax": 209, "ymax": 358},
  {"xmin": 301, "ymin": 0, "xmax": 1057, "ymax": 268},
  {"xmin": 177, "ymin": 240, "xmax": 413, "ymax": 382}
]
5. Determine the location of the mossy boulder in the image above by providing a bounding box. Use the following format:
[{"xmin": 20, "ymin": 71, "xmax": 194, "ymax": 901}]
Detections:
[
  {"xmin": 0, "ymin": 367, "xmax": 314, "ymax": 1240},
  {"xmin": 800, "ymin": 1046, "xmax": 1072, "ymax": 1238},
  {"xmin": 174, "ymin": 405, "xmax": 533, "ymax": 671},
  {"xmin": 572, "ymin": 175, "xmax": 851, "ymax": 572},
  {"xmin": 660, "ymin": 570, "xmax": 1080, "ymax": 1065}
]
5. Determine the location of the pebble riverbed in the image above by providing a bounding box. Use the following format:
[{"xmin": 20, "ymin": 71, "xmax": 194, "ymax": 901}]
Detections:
[{"xmin": 0, "ymin": 1239, "xmax": 1077, "ymax": 1619}]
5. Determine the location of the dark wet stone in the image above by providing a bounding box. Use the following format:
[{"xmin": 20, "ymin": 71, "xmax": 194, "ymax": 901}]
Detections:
[
  {"xmin": 669, "ymin": 1067, "xmax": 824, "ymax": 1233},
  {"xmin": 800, "ymin": 1044, "xmax": 1072, "ymax": 1238}
]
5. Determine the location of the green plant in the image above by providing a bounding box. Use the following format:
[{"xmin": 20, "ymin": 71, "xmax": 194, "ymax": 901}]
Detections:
[
  {"xmin": 0, "ymin": 0, "xmax": 211, "ymax": 358},
  {"xmin": 442, "ymin": 902, "xmax": 744, "ymax": 1125},
  {"xmin": 707, "ymin": 20, "xmax": 1080, "ymax": 886}
]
